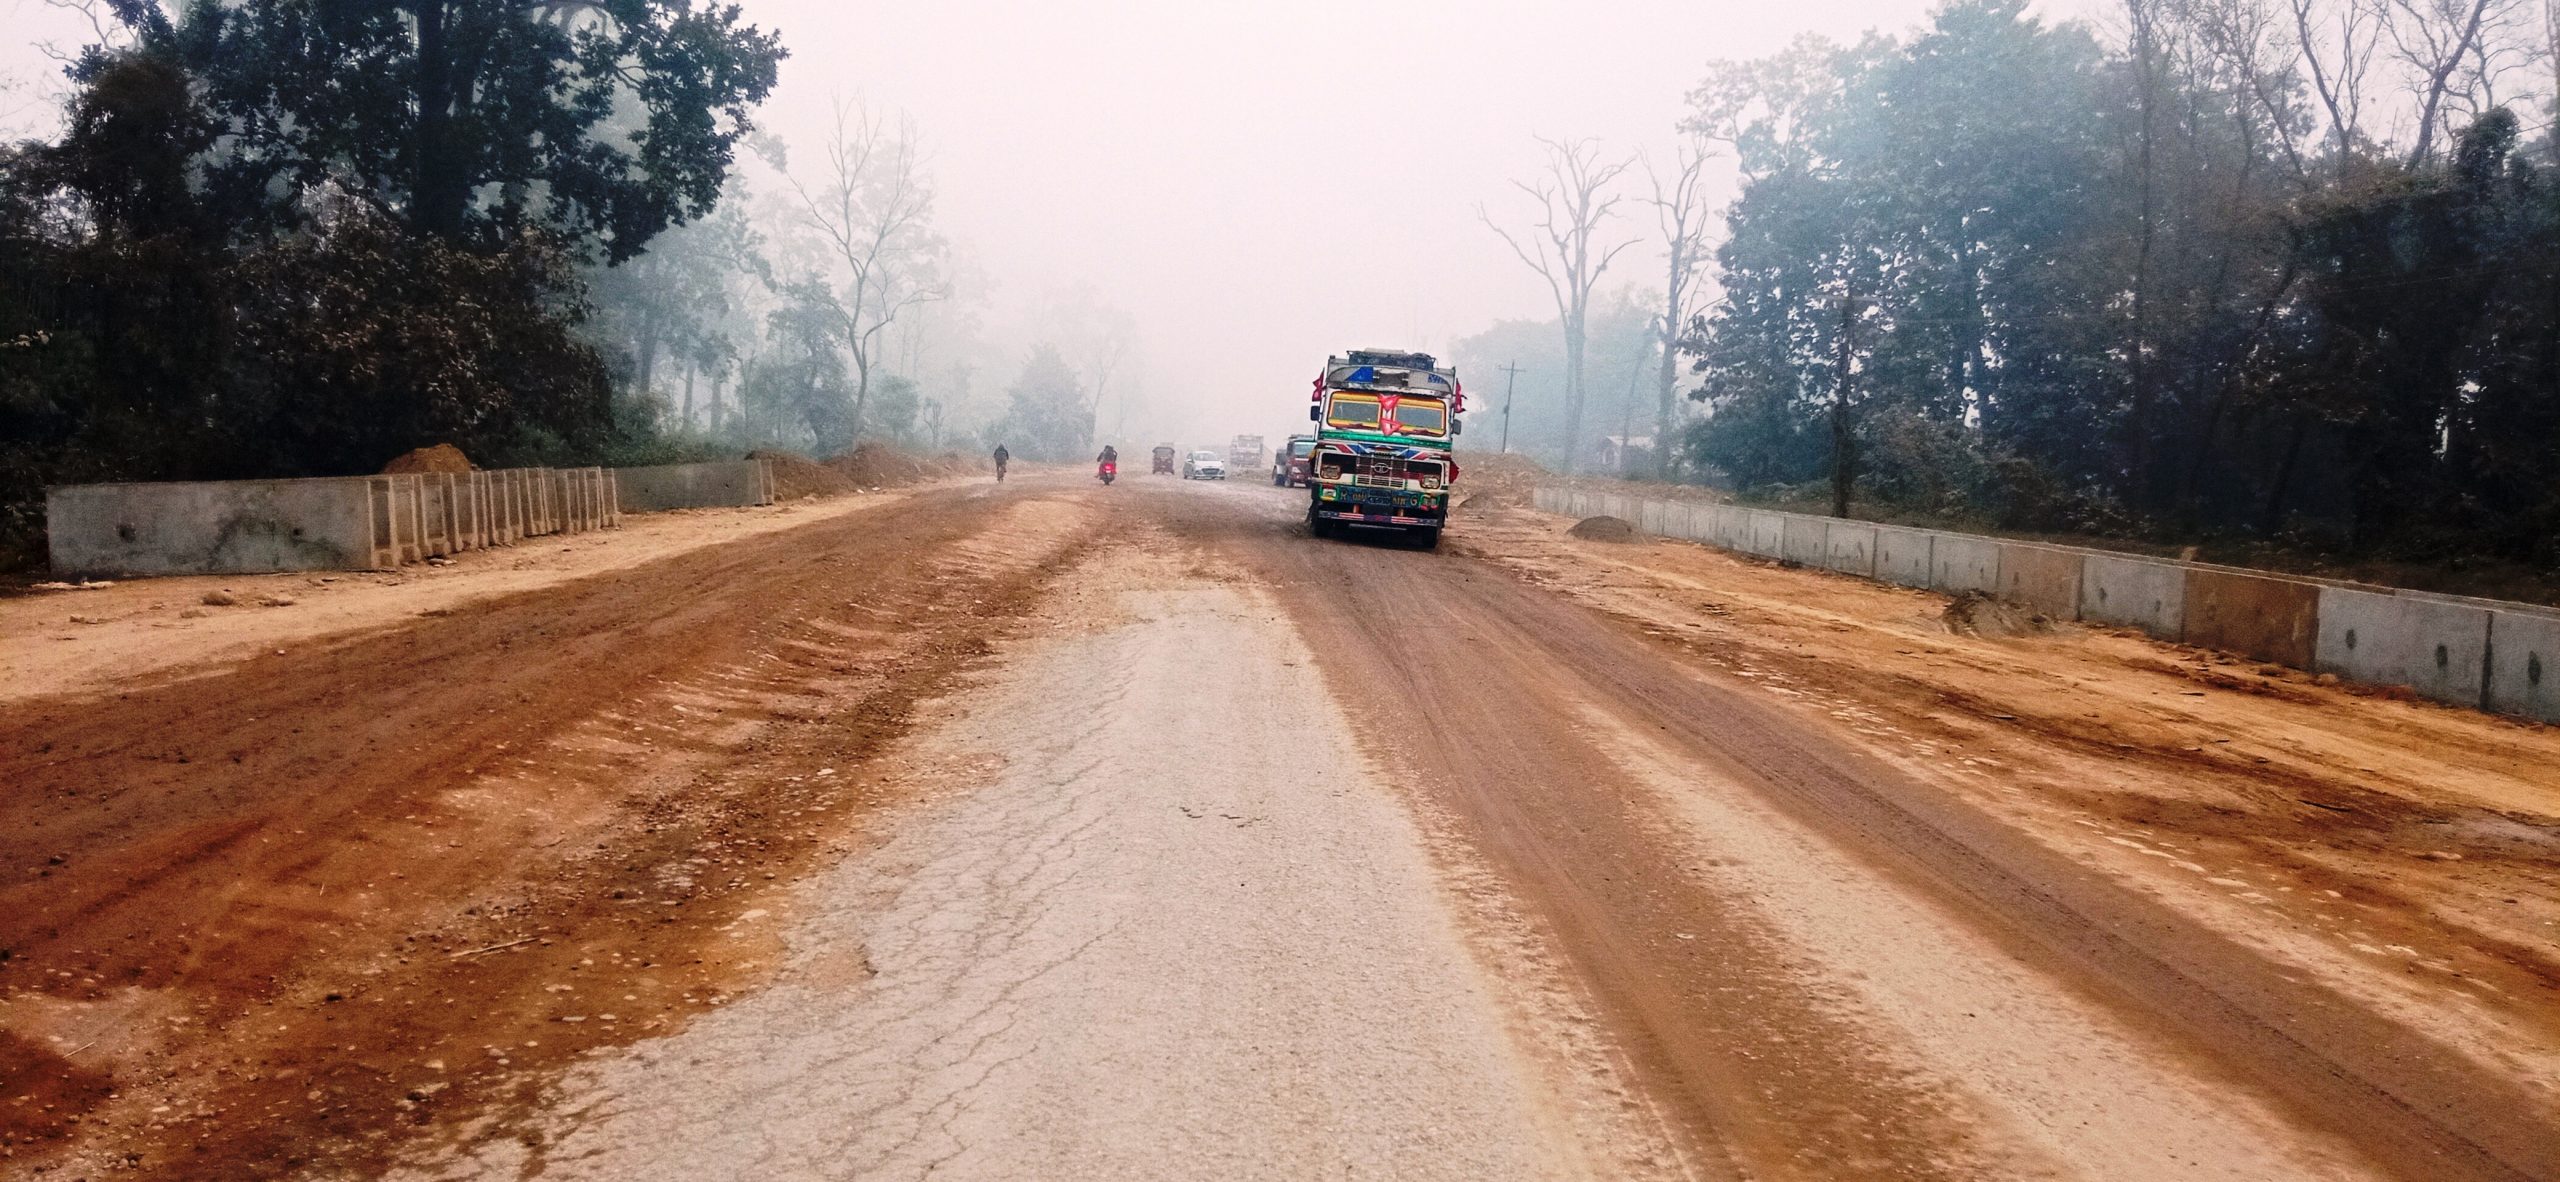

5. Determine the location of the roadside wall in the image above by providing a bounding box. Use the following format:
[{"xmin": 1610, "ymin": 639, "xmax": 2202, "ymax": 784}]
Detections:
[
  {"xmin": 1533, "ymin": 486, "xmax": 2560, "ymax": 724},
  {"xmin": 48, "ymin": 465, "xmax": 619, "ymax": 577},
  {"xmin": 2314, "ymin": 588, "xmax": 2492, "ymax": 708}
]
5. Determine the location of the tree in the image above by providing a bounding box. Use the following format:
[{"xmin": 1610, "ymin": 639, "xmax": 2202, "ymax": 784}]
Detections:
[
  {"xmin": 787, "ymin": 100, "xmax": 948, "ymax": 440},
  {"xmin": 986, "ymin": 346, "xmax": 1089, "ymax": 462},
  {"xmin": 1480, "ymin": 136, "xmax": 1640, "ymax": 473},
  {"xmin": 1643, "ymin": 137, "xmax": 1717, "ymax": 479},
  {"xmin": 105, "ymin": 0, "xmax": 782, "ymax": 262}
]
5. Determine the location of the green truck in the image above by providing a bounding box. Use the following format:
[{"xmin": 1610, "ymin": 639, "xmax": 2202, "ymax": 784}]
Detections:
[{"xmin": 1304, "ymin": 349, "xmax": 1463, "ymax": 548}]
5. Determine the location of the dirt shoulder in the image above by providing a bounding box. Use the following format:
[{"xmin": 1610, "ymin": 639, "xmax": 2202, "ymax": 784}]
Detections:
[
  {"xmin": 1456, "ymin": 501, "xmax": 2560, "ymax": 1104},
  {"xmin": 0, "ymin": 486, "xmax": 948, "ymax": 706},
  {"xmin": 0, "ymin": 476, "xmax": 1091, "ymax": 1179}
]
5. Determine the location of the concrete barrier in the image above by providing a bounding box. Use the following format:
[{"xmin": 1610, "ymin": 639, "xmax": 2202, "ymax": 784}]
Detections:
[
  {"xmin": 2080, "ymin": 554, "xmax": 2185, "ymax": 639},
  {"xmin": 1524, "ymin": 484, "xmax": 2560, "ymax": 724},
  {"xmin": 48, "ymin": 477, "xmax": 390, "ymax": 575},
  {"xmin": 1781, "ymin": 514, "xmax": 1829, "ymax": 566},
  {"xmin": 1997, "ymin": 543, "xmax": 2084, "ymax": 618},
  {"xmin": 1822, "ymin": 520, "xmax": 1878, "ymax": 577},
  {"xmin": 1746, "ymin": 511, "xmax": 1785, "ymax": 558},
  {"xmin": 1929, "ymin": 534, "xmax": 2002, "ymax": 596},
  {"xmin": 2486, "ymin": 609, "xmax": 2560, "ymax": 723},
  {"xmin": 2185, "ymin": 568, "xmax": 2321, "ymax": 667},
  {"xmin": 2315, "ymin": 588, "xmax": 2492, "ymax": 707},
  {"xmin": 1872, "ymin": 525, "xmax": 1935, "ymax": 588}
]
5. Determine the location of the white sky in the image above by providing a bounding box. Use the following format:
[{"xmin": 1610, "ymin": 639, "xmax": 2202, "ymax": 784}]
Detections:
[{"xmin": 4, "ymin": 0, "xmax": 2113, "ymax": 443}]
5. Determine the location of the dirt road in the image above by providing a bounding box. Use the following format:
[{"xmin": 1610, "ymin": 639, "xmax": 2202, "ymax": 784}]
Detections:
[{"xmin": 4, "ymin": 473, "xmax": 2554, "ymax": 1180}]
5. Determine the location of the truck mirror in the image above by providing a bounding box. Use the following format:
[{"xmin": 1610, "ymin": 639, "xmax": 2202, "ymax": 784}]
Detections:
[
  {"xmin": 1453, "ymin": 418, "xmax": 1463, "ymax": 435},
  {"xmin": 1308, "ymin": 405, "xmax": 1320, "ymax": 421}
]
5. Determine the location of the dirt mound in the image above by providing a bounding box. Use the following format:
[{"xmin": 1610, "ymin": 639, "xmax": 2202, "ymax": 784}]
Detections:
[
  {"xmin": 380, "ymin": 444, "xmax": 474, "ymax": 474},
  {"xmin": 825, "ymin": 441, "xmax": 969, "ymax": 489},
  {"xmin": 1455, "ymin": 451, "xmax": 1550, "ymax": 508},
  {"xmin": 1941, "ymin": 593, "xmax": 2057, "ymax": 639},
  {"xmin": 751, "ymin": 450, "xmax": 855, "ymax": 501},
  {"xmin": 1567, "ymin": 515, "xmax": 1639, "ymax": 542}
]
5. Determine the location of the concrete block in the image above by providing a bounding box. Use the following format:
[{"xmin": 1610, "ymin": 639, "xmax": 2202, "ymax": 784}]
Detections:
[
  {"xmin": 1997, "ymin": 543, "xmax": 2083, "ymax": 618},
  {"xmin": 1746, "ymin": 511, "xmax": 1785, "ymax": 558},
  {"xmin": 1715, "ymin": 506, "xmax": 1752, "ymax": 550},
  {"xmin": 2487, "ymin": 609, "xmax": 2560, "ymax": 723},
  {"xmin": 1872, "ymin": 526, "xmax": 1935, "ymax": 588},
  {"xmin": 1781, "ymin": 515, "xmax": 1829, "ymax": 566},
  {"xmin": 1640, "ymin": 498, "xmax": 1672, "ymax": 537},
  {"xmin": 2184, "ymin": 568, "xmax": 2320, "ymax": 667},
  {"xmin": 2080, "ymin": 554, "xmax": 2185, "ymax": 639},
  {"xmin": 1822, "ymin": 521, "xmax": 1878, "ymax": 578},
  {"xmin": 2316, "ymin": 588, "xmax": 2491, "ymax": 708},
  {"xmin": 47, "ymin": 477, "xmax": 383, "ymax": 576},
  {"xmin": 1679, "ymin": 503, "xmax": 1713, "ymax": 544},
  {"xmin": 1929, "ymin": 533, "xmax": 2002, "ymax": 596}
]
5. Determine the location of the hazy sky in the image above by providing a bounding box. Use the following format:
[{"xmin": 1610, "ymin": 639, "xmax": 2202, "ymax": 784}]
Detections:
[{"xmin": 4, "ymin": 0, "xmax": 2113, "ymax": 443}]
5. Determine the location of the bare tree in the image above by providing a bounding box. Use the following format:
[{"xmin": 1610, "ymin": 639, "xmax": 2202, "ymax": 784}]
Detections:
[
  {"xmin": 2370, "ymin": 0, "xmax": 2507, "ymax": 162},
  {"xmin": 1641, "ymin": 139, "xmax": 1716, "ymax": 480},
  {"xmin": 2189, "ymin": 0, "xmax": 2317, "ymax": 183},
  {"xmin": 1479, "ymin": 136, "xmax": 1640, "ymax": 474},
  {"xmin": 787, "ymin": 99, "xmax": 949, "ymax": 439},
  {"xmin": 2291, "ymin": 0, "xmax": 2381, "ymax": 167}
]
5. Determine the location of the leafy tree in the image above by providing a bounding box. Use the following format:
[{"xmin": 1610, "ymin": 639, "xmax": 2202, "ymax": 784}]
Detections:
[
  {"xmin": 103, "ymin": 0, "xmax": 783, "ymax": 260},
  {"xmin": 986, "ymin": 345, "xmax": 1089, "ymax": 462}
]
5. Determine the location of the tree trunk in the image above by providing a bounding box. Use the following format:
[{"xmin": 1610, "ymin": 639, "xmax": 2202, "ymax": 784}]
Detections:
[
  {"xmin": 1560, "ymin": 316, "xmax": 1587, "ymax": 474},
  {"xmin": 409, "ymin": 2, "xmax": 472, "ymax": 242},
  {"xmin": 681, "ymin": 363, "xmax": 696, "ymax": 431}
]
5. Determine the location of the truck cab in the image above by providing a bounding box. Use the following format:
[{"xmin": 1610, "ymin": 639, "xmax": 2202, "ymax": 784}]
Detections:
[
  {"xmin": 1272, "ymin": 435, "xmax": 1316, "ymax": 487},
  {"xmin": 1306, "ymin": 350, "xmax": 1461, "ymax": 547}
]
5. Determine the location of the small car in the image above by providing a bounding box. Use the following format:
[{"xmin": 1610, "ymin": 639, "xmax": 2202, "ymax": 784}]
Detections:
[{"xmin": 1183, "ymin": 450, "xmax": 1226, "ymax": 480}]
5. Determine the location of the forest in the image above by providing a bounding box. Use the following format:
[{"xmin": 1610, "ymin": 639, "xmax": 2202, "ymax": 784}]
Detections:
[
  {"xmin": 0, "ymin": 0, "xmax": 1125, "ymax": 568},
  {"xmin": 1684, "ymin": 0, "xmax": 2560, "ymax": 563}
]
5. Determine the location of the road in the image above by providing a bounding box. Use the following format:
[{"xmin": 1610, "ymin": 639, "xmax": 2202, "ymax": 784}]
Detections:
[{"xmin": 3, "ymin": 472, "xmax": 2554, "ymax": 1180}]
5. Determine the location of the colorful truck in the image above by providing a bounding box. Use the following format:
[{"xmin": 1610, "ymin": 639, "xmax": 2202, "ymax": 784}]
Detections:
[{"xmin": 1305, "ymin": 349, "xmax": 1462, "ymax": 547}]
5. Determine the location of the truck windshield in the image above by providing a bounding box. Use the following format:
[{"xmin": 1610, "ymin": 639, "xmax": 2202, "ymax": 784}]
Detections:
[
  {"xmin": 1393, "ymin": 400, "xmax": 1447, "ymax": 432},
  {"xmin": 1289, "ymin": 441, "xmax": 1315, "ymax": 457},
  {"xmin": 1325, "ymin": 394, "xmax": 1381, "ymax": 427}
]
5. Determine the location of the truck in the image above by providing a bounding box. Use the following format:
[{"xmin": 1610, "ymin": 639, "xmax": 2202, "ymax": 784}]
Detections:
[
  {"xmin": 1304, "ymin": 349, "xmax": 1461, "ymax": 547},
  {"xmin": 1271, "ymin": 434, "xmax": 1316, "ymax": 487},
  {"xmin": 1227, "ymin": 434, "xmax": 1265, "ymax": 472}
]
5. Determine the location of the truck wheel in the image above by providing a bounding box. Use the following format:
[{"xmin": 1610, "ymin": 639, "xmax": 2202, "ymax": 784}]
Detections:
[{"xmin": 1412, "ymin": 526, "xmax": 1441, "ymax": 550}]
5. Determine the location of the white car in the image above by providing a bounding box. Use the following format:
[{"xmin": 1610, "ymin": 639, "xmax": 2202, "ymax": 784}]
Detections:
[{"xmin": 1183, "ymin": 450, "xmax": 1226, "ymax": 480}]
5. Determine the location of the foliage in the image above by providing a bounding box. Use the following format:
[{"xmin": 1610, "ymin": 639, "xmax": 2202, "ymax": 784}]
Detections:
[
  {"xmin": 984, "ymin": 346, "xmax": 1090, "ymax": 462},
  {"xmin": 1681, "ymin": 0, "xmax": 2560, "ymax": 559},
  {"xmin": 105, "ymin": 0, "xmax": 783, "ymax": 261}
]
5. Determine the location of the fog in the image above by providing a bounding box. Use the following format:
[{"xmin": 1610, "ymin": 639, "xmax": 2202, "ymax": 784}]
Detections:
[
  {"xmin": 4, "ymin": 0, "xmax": 2103, "ymax": 451},
  {"xmin": 762, "ymin": 0, "xmax": 2111, "ymax": 448}
]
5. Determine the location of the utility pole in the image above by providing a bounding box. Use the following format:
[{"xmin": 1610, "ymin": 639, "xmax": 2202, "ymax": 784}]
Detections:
[
  {"xmin": 1831, "ymin": 286, "xmax": 1858, "ymax": 520},
  {"xmin": 1497, "ymin": 361, "xmax": 1525, "ymax": 454}
]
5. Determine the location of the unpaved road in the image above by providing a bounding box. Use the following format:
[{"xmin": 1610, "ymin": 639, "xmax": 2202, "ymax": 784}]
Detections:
[{"xmin": 4, "ymin": 472, "xmax": 2555, "ymax": 1180}]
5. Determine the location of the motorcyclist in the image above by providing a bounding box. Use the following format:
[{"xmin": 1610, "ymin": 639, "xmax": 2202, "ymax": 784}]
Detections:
[
  {"xmin": 991, "ymin": 444, "xmax": 1009, "ymax": 482},
  {"xmin": 1095, "ymin": 444, "xmax": 1117, "ymax": 471}
]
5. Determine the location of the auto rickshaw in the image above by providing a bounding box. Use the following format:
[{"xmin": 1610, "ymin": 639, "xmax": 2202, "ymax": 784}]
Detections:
[{"xmin": 1151, "ymin": 445, "xmax": 1177, "ymax": 475}]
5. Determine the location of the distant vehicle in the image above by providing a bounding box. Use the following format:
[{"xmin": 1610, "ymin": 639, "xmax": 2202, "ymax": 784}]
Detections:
[
  {"xmin": 1183, "ymin": 450, "xmax": 1226, "ymax": 480},
  {"xmin": 1305, "ymin": 348, "xmax": 1461, "ymax": 547},
  {"xmin": 1228, "ymin": 434, "xmax": 1265, "ymax": 472},
  {"xmin": 1271, "ymin": 435, "xmax": 1316, "ymax": 487},
  {"xmin": 1151, "ymin": 445, "xmax": 1178, "ymax": 475}
]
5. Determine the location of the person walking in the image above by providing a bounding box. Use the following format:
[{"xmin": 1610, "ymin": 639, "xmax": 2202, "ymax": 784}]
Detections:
[{"xmin": 992, "ymin": 444, "xmax": 1010, "ymax": 482}]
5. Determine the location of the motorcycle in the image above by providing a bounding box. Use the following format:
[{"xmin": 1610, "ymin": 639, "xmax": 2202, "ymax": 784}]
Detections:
[{"xmin": 1097, "ymin": 461, "xmax": 1117, "ymax": 486}]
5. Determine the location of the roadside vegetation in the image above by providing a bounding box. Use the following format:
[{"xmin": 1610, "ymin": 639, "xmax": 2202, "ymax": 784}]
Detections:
[{"xmin": 1460, "ymin": 0, "xmax": 2559, "ymax": 582}]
